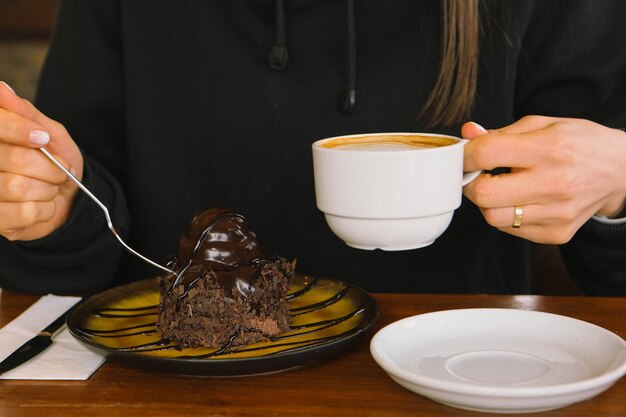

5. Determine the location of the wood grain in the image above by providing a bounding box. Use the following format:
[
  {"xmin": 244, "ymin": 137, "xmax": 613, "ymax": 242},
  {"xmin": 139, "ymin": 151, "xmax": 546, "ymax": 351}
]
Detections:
[{"xmin": 1, "ymin": 290, "xmax": 625, "ymax": 417}]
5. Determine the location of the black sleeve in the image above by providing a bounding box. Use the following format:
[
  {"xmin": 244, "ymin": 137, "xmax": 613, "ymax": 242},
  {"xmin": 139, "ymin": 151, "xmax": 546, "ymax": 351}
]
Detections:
[
  {"xmin": 562, "ymin": 220, "xmax": 626, "ymax": 295},
  {"xmin": 515, "ymin": 0, "xmax": 626, "ymax": 295},
  {"xmin": 0, "ymin": 157, "xmax": 129, "ymax": 295},
  {"xmin": 0, "ymin": 0, "xmax": 130, "ymax": 295}
]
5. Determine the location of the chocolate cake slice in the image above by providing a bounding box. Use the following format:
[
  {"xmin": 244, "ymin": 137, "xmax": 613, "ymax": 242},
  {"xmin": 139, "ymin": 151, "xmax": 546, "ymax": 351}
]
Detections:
[{"xmin": 157, "ymin": 208, "xmax": 295, "ymax": 350}]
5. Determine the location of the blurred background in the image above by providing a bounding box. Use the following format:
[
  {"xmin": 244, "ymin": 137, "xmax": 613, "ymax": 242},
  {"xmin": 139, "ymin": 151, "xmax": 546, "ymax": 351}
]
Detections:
[{"xmin": 0, "ymin": 0, "xmax": 58, "ymax": 101}]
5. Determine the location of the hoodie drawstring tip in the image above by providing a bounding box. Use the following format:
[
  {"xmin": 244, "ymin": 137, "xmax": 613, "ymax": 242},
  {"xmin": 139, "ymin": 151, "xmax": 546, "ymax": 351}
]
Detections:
[
  {"xmin": 269, "ymin": 44, "xmax": 289, "ymax": 70},
  {"xmin": 342, "ymin": 89, "xmax": 356, "ymax": 114}
]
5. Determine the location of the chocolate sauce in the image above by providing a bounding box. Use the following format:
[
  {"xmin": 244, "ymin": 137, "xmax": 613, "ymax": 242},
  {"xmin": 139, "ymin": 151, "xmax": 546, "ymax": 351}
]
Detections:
[{"xmin": 169, "ymin": 208, "xmax": 277, "ymax": 298}]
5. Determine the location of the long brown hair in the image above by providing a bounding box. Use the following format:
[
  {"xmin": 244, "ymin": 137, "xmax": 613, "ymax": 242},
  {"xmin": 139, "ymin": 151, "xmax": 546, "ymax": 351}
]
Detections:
[{"xmin": 420, "ymin": 0, "xmax": 481, "ymax": 128}]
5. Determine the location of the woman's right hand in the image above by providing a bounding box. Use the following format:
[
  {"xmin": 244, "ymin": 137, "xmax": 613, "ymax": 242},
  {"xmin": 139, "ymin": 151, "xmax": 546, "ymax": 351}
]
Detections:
[{"xmin": 0, "ymin": 82, "xmax": 84, "ymax": 241}]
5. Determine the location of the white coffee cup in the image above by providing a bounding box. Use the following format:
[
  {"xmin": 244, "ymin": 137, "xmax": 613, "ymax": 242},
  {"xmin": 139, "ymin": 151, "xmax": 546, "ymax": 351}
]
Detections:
[{"xmin": 312, "ymin": 132, "xmax": 480, "ymax": 250}]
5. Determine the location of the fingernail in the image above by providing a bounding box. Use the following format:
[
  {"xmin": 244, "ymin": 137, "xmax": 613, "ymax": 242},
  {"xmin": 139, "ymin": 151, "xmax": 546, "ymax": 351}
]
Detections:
[
  {"xmin": 29, "ymin": 130, "xmax": 50, "ymax": 145},
  {"xmin": 469, "ymin": 121, "xmax": 488, "ymax": 134},
  {"xmin": 70, "ymin": 167, "xmax": 77, "ymax": 177},
  {"xmin": 1, "ymin": 81, "xmax": 15, "ymax": 94}
]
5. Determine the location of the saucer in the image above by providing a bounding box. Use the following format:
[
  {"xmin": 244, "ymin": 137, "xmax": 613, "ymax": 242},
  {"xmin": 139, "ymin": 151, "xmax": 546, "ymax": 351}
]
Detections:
[{"xmin": 370, "ymin": 308, "xmax": 626, "ymax": 413}]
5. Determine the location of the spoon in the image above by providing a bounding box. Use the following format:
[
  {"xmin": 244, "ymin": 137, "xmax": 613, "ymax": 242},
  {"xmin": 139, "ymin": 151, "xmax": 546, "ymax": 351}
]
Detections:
[{"xmin": 39, "ymin": 147, "xmax": 177, "ymax": 276}]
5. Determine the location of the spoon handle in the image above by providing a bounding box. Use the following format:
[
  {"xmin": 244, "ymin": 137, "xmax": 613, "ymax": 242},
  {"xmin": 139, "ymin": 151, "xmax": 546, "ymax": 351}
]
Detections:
[{"xmin": 39, "ymin": 147, "xmax": 176, "ymax": 276}]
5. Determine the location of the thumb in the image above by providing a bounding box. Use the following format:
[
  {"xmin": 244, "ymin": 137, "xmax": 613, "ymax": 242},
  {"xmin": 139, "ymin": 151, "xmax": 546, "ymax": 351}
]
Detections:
[
  {"xmin": 0, "ymin": 82, "xmax": 50, "ymax": 148},
  {"xmin": 0, "ymin": 81, "xmax": 66, "ymax": 144},
  {"xmin": 461, "ymin": 121, "xmax": 489, "ymax": 140},
  {"xmin": 0, "ymin": 81, "xmax": 38, "ymax": 121},
  {"xmin": 0, "ymin": 81, "xmax": 16, "ymax": 95},
  {"xmin": 1, "ymin": 81, "xmax": 75, "ymax": 148},
  {"xmin": 1, "ymin": 81, "xmax": 84, "ymax": 179}
]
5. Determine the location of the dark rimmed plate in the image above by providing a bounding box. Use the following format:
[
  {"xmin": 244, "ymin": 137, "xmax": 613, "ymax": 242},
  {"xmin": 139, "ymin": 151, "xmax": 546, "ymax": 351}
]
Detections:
[{"xmin": 67, "ymin": 275, "xmax": 378, "ymax": 377}]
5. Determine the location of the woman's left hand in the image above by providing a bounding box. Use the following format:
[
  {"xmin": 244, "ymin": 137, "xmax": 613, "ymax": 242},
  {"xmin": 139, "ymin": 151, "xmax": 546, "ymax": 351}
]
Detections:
[{"xmin": 462, "ymin": 116, "xmax": 626, "ymax": 244}]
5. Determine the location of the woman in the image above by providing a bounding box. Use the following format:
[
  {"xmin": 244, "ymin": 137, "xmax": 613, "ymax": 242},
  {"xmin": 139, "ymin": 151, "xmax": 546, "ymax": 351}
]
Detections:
[{"xmin": 0, "ymin": 0, "xmax": 624, "ymax": 295}]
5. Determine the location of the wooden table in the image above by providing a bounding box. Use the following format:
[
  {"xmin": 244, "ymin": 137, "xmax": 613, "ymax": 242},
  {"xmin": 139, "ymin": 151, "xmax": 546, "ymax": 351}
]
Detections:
[{"xmin": 1, "ymin": 290, "xmax": 625, "ymax": 417}]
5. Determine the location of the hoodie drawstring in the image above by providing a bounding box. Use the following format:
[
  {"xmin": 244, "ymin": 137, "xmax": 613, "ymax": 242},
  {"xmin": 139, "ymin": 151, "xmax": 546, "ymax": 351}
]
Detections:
[
  {"xmin": 342, "ymin": 0, "xmax": 357, "ymax": 114},
  {"xmin": 269, "ymin": 0, "xmax": 289, "ymax": 70},
  {"xmin": 269, "ymin": 0, "xmax": 357, "ymax": 113}
]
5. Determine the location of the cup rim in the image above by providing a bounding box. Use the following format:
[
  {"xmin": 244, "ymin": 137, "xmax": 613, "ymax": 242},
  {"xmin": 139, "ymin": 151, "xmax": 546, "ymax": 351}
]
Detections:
[{"xmin": 311, "ymin": 132, "xmax": 466, "ymax": 152}]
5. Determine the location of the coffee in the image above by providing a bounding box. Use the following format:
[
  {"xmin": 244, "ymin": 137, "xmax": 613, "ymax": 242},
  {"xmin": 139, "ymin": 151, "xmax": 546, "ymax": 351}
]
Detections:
[{"xmin": 320, "ymin": 134, "xmax": 457, "ymax": 150}]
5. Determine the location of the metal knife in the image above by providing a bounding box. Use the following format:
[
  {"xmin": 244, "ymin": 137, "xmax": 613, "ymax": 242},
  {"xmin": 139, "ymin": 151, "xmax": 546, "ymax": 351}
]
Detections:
[{"xmin": 0, "ymin": 309, "xmax": 71, "ymax": 375}]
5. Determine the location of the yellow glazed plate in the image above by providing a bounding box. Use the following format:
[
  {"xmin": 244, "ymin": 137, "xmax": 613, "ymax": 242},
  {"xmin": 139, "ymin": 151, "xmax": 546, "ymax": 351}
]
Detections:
[{"xmin": 67, "ymin": 275, "xmax": 378, "ymax": 376}]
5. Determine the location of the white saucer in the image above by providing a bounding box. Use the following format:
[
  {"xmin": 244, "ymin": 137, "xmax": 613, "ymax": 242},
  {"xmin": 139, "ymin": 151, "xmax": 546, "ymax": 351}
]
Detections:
[{"xmin": 370, "ymin": 308, "xmax": 626, "ymax": 414}]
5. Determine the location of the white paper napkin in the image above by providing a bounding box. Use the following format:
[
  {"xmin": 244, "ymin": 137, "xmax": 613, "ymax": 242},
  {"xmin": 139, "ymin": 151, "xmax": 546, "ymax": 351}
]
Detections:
[{"xmin": 0, "ymin": 294, "xmax": 106, "ymax": 380}]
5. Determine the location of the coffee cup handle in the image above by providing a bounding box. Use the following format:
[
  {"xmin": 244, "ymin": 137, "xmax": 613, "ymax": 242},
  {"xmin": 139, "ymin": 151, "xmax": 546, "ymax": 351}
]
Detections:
[{"xmin": 462, "ymin": 170, "xmax": 481, "ymax": 186}]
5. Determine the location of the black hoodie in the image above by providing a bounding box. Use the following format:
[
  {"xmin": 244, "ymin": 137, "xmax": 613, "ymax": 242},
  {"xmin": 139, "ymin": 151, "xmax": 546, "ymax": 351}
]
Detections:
[{"xmin": 1, "ymin": 0, "xmax": 625, "ymax": 295}]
